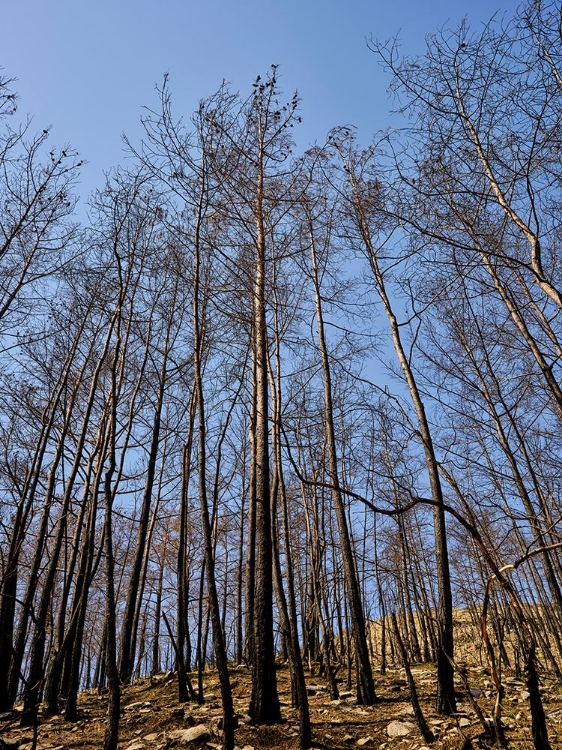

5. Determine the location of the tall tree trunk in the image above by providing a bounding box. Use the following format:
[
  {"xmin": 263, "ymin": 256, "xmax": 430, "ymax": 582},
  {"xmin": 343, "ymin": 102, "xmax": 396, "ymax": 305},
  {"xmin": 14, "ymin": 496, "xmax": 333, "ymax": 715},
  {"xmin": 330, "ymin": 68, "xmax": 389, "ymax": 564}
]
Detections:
[
  {"xmin": 192, "ymin": 163, "xmax": 235, "ymax": 750},
  {"xmin": 337, "ymin": 147, "xmax": 456, "ymax": 712},
  {"xmin": 248, "ymin": 134, "xmax": 282, "ymax": 725},
  {"xmin": 308, "ymin": 219, "xmax": 376, "ymax": 704}
]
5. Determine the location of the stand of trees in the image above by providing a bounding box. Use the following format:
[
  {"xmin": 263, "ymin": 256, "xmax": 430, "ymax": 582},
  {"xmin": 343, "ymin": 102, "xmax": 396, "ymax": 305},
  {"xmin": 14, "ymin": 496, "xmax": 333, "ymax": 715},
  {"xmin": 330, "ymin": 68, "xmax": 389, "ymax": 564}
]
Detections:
[{"xmin": 2, "ymin": 3, "xmax": 562, "ymax": 749}]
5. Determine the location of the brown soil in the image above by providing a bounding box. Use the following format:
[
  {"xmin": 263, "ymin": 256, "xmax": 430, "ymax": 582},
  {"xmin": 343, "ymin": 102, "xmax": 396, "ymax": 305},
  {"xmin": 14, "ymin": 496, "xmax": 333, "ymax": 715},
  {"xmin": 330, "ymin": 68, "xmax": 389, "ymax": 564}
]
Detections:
[{"xmin": 1, "ymin": 660, "xmax": 561, "ymax": 750}]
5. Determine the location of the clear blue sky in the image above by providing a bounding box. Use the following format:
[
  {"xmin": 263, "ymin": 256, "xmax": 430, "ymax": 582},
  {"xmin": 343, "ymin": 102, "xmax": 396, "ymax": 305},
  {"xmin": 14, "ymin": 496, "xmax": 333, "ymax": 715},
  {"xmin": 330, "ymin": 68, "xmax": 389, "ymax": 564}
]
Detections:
[{"xmin": 3, "ymin": 0, "xmax": 518, "ymax": 201}]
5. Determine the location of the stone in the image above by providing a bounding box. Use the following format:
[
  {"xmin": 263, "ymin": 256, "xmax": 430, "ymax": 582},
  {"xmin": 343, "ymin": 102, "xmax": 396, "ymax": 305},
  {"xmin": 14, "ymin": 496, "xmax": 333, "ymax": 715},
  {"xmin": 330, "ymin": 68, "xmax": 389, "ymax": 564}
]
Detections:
[
  {"xmin": 519, "ymin": 690, "xmax": 531, "ymax": 701},
  {"xmin": 459, "ymin": 718, "xmax": 471, "ymax": 728},
  {"xmin": 357, "ymin": 737, "xmax": 373, "ymax": 746},
  {"xmin": 386, "ymin": 720, "xmax": 415, "ymax": 738},
  {"xmin": 342, "ymin": 735, "xmax": 355, "ymax": 743},
  {"xmin": 168, "ymin": 725, "xmax": 210, "ymax": 745},
  {"xmin": 144, "ymin": 733, "xmax": 160, "ymax": 742},
  {"xmin": 152, "ymin": 671, "xmax": 175, "ymax": 683},
  {"xmin": 339, "ymin": 691, "xmax": 354, "ymax": 700},
  {"xmin": 125, "ymin": 701, "xmax": 152, "ymax": 711},
  {"xmin": 127, "ymin": 743, "xmax": 145, "ymax": 750}
]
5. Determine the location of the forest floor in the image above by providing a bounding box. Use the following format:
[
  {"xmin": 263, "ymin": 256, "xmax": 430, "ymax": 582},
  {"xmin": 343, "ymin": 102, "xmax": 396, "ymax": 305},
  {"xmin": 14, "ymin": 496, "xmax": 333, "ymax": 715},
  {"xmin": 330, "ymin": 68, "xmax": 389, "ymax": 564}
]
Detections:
[{"xmin": 1, "ymin": 659, "xmax": 562, "ymax": 750}]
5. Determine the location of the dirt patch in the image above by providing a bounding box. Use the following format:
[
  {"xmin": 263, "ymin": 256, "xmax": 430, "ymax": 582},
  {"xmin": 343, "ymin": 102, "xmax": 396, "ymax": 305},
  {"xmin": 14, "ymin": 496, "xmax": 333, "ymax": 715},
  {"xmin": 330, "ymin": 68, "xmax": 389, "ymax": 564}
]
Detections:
[{"xmin": 0, "ymin": 662, "xmax": 561, "ymax": 749}]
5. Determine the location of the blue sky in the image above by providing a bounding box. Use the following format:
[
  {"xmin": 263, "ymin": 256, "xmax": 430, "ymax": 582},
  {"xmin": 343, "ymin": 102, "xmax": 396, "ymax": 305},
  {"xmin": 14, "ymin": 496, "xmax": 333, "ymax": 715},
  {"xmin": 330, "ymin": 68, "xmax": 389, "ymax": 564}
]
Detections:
[{"xmin": 3, "ymin": 0, "xmax": 518, "ymax": 201}]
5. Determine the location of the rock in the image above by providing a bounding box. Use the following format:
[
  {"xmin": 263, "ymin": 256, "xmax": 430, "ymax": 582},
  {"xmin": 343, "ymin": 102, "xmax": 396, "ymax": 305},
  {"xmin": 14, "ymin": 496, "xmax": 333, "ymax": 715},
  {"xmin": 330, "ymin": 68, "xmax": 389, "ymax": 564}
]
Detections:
[
  {"xmin": 342, "ymin": 735, "xmax": 355, "ymax": 743},
  {"xmin": 339, "ymin": 691, "xmax": 354, "ymax": 700},
  {"xmin": 0, "ymin": 738, "xmax": 19, "ymax": 750},
  {"xmin": 459, "ymin": 718, "xmax": 471, "ymax": 728},
  {"xmin": 469, "ymin": 687, "xmax": 482, "ymax": 697},
  {"xmin": 127, "ymin": 743, "xmax": 145, "ymax": 750},
  {"xmin": 386, "ymin": 720, "xmax": 415, "ymax": 737},
  {"xmin": 210, "ymin": 716, "xmax": 223, "ymax": 733},
  {"xmin": 357, "ymin": 737, "xmax": 373, "ymax": 746},
  {"xmin": 125, "ymin": 701, "xmax": 152, "ymax": 711},
  {"xmin": 168, "ymin": 725, "xmax": 210, "ymax": 745},
  {"xmin": 152, "ymin": 670, "xmax": 175, "ymax": 683},
  {"xmin": 144, "ymin": 733, "xmax": 160, "ymax": 742},
  {"xmin": 519, "ymin": 690, "xmax": 531, "ymax": 701}
]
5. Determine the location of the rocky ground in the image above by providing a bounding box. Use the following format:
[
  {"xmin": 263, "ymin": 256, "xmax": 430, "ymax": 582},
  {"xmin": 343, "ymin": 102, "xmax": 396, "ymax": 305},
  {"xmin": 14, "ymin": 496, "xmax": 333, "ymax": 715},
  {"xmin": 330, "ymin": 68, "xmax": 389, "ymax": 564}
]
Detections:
[{"xmin": 1, "ymin": 662, "xmax": 562, "ymax": 750}]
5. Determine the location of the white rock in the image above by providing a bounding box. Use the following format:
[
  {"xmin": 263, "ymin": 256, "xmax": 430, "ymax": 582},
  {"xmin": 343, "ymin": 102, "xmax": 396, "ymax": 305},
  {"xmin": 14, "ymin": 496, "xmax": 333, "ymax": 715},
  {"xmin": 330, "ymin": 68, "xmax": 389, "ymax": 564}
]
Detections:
[
  {"xmin": 168, "ymin": 725, "xmax": 210, "ymax": 745},
  {"xmin": 386, "ymin": 720, "xmax": 415, "ymax": 737},
  {"xmin": 125, "ymin": 701, "xmax": 152, "ymax": 711}
]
